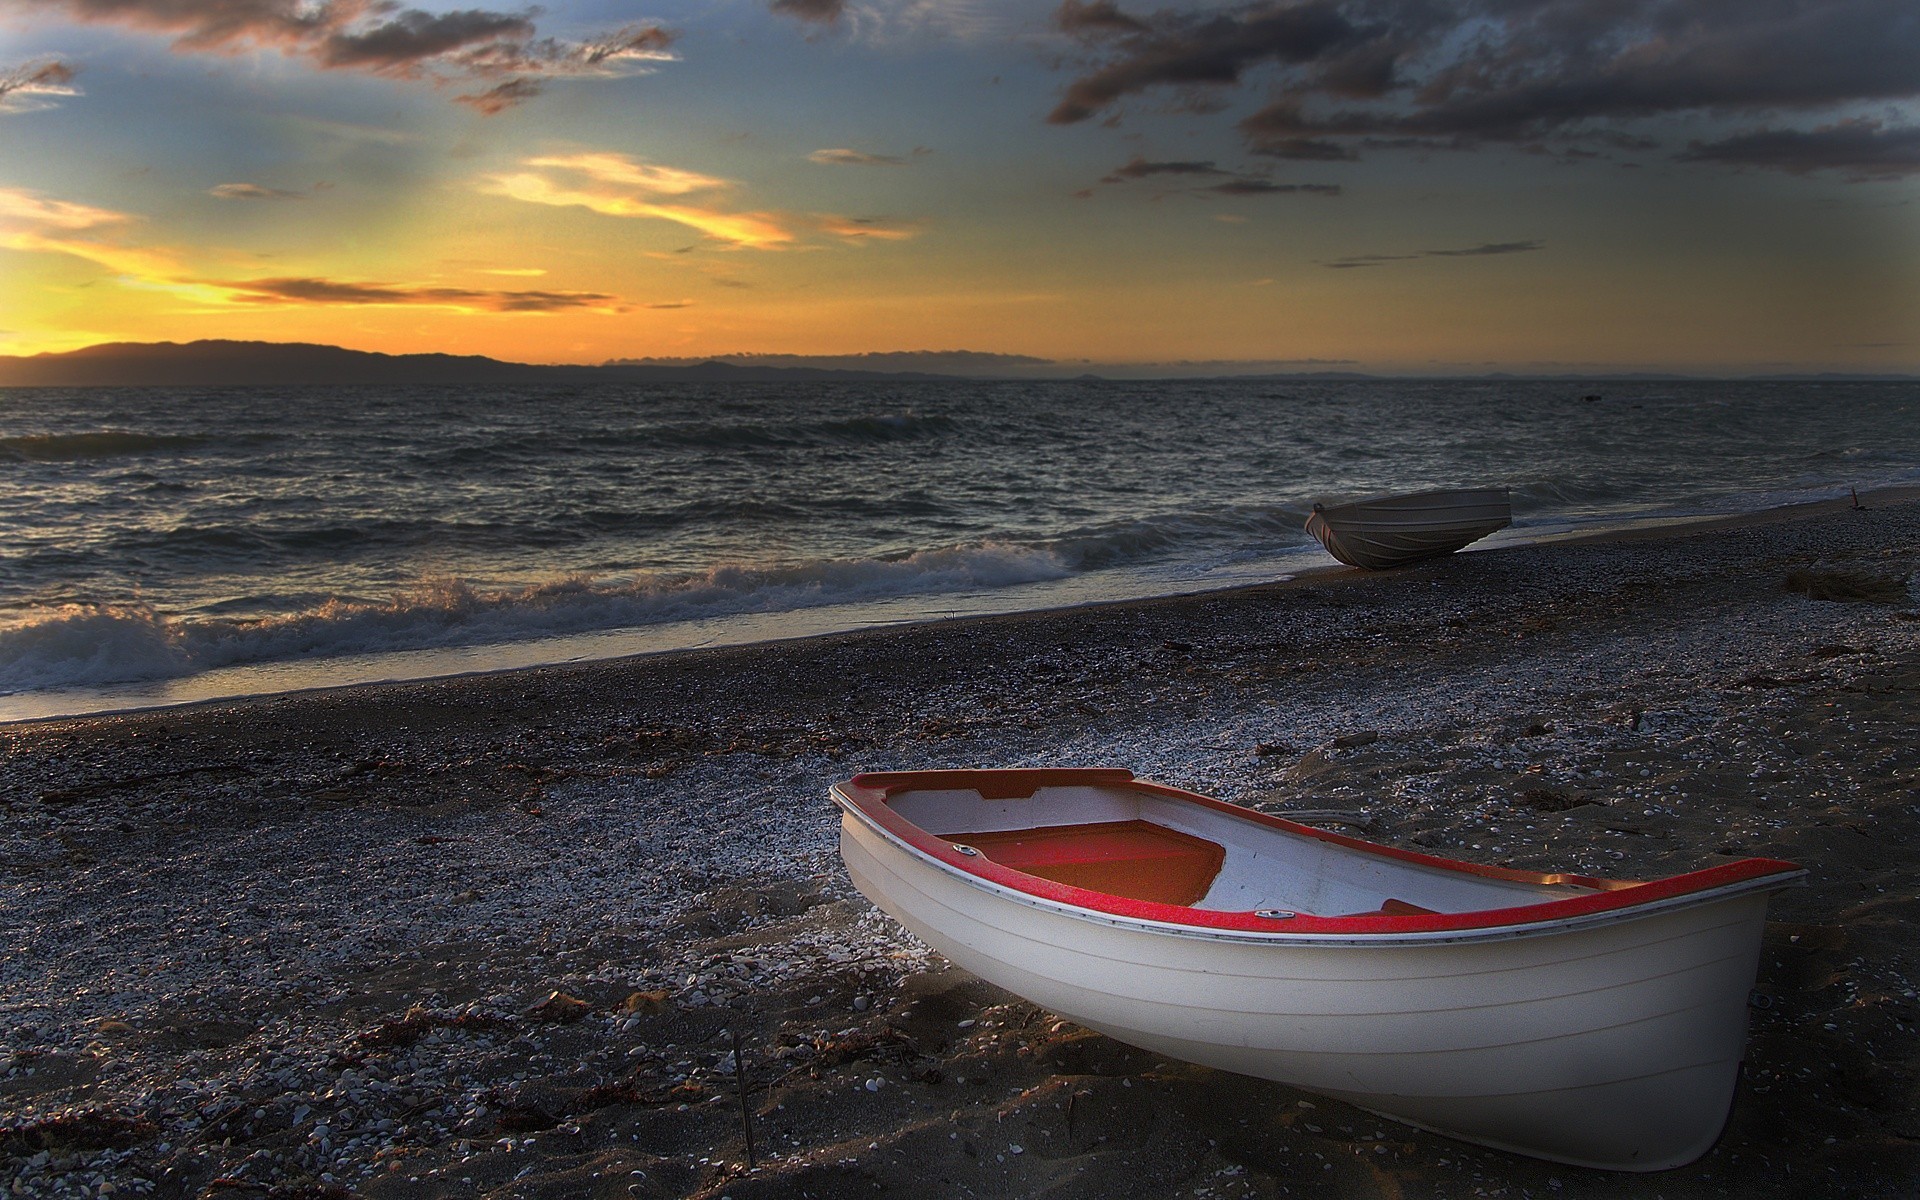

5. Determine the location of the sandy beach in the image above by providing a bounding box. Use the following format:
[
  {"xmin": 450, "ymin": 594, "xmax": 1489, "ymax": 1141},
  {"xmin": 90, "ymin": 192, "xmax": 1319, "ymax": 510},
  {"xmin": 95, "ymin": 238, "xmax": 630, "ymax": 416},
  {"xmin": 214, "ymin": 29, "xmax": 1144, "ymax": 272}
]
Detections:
[{"xmin": 4, "ymin": 494, "xmax": 1918, "ymax": 1200}]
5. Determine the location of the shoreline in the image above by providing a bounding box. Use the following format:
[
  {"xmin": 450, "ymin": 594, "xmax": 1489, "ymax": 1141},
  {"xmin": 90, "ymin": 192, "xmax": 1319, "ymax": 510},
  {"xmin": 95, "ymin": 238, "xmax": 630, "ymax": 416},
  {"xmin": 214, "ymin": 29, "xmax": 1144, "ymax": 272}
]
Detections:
[
  {"xmin": 3, "ymin": 495, "xmax": 1917, "ymax": 1198},
  {"xmin": 7, "ymin": 481, "xmax": 1916, "ymax": 729}
]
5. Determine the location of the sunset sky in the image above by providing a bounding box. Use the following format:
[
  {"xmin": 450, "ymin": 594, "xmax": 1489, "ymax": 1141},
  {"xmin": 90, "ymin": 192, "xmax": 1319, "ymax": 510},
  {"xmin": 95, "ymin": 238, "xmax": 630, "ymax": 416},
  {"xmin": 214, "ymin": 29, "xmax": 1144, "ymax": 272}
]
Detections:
[{"xmin": 2, "ymin": 0, "xmax": 1917, "ymax": 373}]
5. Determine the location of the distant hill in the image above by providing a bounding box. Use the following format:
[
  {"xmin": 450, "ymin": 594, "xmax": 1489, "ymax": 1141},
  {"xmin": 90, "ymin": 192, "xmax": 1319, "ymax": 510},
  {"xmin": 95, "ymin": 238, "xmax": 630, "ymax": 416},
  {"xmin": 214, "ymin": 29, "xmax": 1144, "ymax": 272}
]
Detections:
[{"xmin": 0, "ymin": 340, "xmax": 964, "ymax": 387}]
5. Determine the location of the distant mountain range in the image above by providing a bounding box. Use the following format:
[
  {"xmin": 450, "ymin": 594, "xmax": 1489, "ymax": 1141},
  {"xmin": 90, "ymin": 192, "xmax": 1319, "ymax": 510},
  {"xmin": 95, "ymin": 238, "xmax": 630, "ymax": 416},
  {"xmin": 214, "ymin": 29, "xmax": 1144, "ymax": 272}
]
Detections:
[
  {"xmin": 0, "ymin": 340, "xmax": 1912, "ymax": 387},
  {"xmin": 0, "ymin": 340, "xmax": 969, "ymax": 387}
]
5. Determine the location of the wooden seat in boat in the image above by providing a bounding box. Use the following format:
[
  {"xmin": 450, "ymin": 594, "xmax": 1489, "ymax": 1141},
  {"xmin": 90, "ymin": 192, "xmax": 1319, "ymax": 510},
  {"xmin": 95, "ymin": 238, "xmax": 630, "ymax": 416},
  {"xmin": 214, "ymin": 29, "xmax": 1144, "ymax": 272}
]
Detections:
[{"xmin": 953, "ymin": 820, "xmax": 1226, "ymax": 906}]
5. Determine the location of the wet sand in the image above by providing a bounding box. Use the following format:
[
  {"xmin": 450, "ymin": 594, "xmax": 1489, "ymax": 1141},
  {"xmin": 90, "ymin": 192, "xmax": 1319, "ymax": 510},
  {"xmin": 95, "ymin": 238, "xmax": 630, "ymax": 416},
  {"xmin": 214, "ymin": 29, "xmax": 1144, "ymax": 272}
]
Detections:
[{"xmin": 3, "ymin": 493, "xmax": 1918, "ymax": 1199}]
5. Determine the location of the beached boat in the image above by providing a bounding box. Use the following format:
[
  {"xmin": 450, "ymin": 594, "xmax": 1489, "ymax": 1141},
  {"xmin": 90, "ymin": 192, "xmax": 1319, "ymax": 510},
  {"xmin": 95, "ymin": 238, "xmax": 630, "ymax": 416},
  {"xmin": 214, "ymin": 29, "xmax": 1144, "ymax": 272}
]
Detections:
[
  {"xmin": 1305, "ymin": 487, "xmax": 1512, "ymax": 569},
  {"xmin": 833, "ymin": 768, "xmax": 1803, "ymax": 1171}
]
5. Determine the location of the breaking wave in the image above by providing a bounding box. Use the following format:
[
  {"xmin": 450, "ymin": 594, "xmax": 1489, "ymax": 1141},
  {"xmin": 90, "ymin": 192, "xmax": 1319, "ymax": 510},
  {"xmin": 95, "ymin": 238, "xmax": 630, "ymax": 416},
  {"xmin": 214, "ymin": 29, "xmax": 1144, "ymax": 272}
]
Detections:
[
  {"xmin": 0, "ymin": 544, "xmax": 1074, "ymax": 692},
  {"xmin": 0, "ymin": 503, "xmax": 1322, "ymax": 693},
  {"xmin": 0, "ymin": 431, "xmax": 212, "ymax": 462}
]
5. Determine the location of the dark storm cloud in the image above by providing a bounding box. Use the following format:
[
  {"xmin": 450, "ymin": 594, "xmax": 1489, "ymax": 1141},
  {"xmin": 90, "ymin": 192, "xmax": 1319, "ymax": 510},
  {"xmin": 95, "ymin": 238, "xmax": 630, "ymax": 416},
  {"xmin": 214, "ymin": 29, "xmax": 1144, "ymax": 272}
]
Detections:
[
  {"xmin": 770, "ymin": 0, "xmax": 847, "ymax": 25},
  {"xmin": 1051, "ymin": 0, "xmax": 1920, "ymax": 178},
  {"xmin": 1047, "ymin": 0, "xmax": 1369, "ymax": 125},
  {"xmin": 317, "ymin": 8, "xmax": 532, "ymax": 71},
  {"xmin": 1682, "ymin": 119, "xmax": 1920, "ymax": 180},
  {"xmin": 18, "ymin": 1, "xmax": 675, "ymax": 112},
  {"xmin": 225, "ymin": 276, "xmax": 619, "ymax": 312}
]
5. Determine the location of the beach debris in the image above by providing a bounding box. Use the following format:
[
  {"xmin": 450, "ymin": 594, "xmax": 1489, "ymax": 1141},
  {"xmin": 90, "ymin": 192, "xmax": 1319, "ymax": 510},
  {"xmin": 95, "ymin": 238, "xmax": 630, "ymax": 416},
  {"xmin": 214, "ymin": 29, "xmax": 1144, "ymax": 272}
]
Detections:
[
  {"xmin": 525, "ymin": 991, "xmax": 591, "ymax": 1024},
  {"xmin": 359, "ymin": 1004, "xmax": 512, "ymax": 1049},
  {"xmin": 731, "ymin": 1027, "xmax": 758, "ymax": 1169},
  {"xmin": 0, "ymin": 1108, "xmax": 156, "ymax": 1155},
  {"xmin": 623, "ymin": 989, "xmax": 671, "ymax": 1014},
  {"xmin": 1253, "ymin": 741, "xmax": 1293, "ymax": 757},
  {"xmin": 1784, "ymin": 563, "xmax": 1911, "ymax": 603},
  {"xmin": 1331, "ymin": 730, "xmax": 1379, "ymax": 750}
]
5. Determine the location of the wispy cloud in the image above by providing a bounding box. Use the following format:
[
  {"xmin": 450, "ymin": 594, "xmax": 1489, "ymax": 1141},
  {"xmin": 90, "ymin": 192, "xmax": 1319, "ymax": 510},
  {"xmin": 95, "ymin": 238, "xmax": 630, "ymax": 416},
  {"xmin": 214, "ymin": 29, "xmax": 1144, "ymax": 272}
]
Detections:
[
  {"xmin": 486, "ymin": 152, "xmax": 926, "ymax": 251},
  {"xmin": 209, "ymin": 182, "xmax": 309, "ymax": 201},
  {"xmin": 0, "ymin": 58, "xmax": 79, "ymax": 114},
  {"xmin": 812, "ymin": 214, "xmax": 922, "ymax": 241},
  {"xmin": 219, "ymin": 276, "xmax": 620, "ymax": 313},
  {"xmin": 1324, "ymin": 240, "xmax": 1543, "ymax": 269},
  {"xmin": 1425, "ymin": 240, "xmax": 1544, "ymax": 257},
  {"xmin": 1206, "ymin": 178, "xmax": 1339, "ymax": 196},
  {"xmin": 0, "ymin": 185, "xmax": 184, "ymax": 280},
  {"xmin": 1098, "ymin": 155, "xmax": 1339, "ymax": 196},
  {"xmin": 1048, "ymin": 0, "xmax": 1920, "ymax": 179},
  {"xmin": 807, "ymin": 147, "xmax": 928, "ymax": 166},
  {"xmin": 482, "ymin": 154, "xmax": 795, "ymax": 249},
  {"xmin": 0, "ymin": 185, "xmax": 626, "ymax": 314},
  {"xmin": 21, "ymin": 3, "xmax": 675, "ymax": 113},
  {"xmin": 1102, "ymin": 156, "xmax": 1233, "ymax": 181}
]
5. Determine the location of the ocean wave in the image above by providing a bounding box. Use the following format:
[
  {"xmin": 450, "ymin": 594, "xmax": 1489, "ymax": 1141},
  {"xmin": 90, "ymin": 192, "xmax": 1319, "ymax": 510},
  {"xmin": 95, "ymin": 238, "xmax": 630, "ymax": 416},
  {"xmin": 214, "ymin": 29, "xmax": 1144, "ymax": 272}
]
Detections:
[
  {"xmin": 0, "ymin": 544, "xmax": 1076, "ymax": 693},
  {"xmin": 1037, "ymin": 507, "xmax": 1314, "ymax": 569},
  {"xmin": 635, "ymin": 412, "xmax": 959, "ymax": 450},
  {"xmin": 0, "ymin": 431, "xmax": 211, "ymax": 462}
]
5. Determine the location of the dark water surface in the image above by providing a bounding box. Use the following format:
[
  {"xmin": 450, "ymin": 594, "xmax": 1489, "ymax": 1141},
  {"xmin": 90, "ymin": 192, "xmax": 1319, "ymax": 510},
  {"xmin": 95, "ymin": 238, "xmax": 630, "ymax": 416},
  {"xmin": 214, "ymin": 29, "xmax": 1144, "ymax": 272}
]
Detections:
[{"xmin": 2, "ymin": 378, "xmax": 1914, "ymax": 712}]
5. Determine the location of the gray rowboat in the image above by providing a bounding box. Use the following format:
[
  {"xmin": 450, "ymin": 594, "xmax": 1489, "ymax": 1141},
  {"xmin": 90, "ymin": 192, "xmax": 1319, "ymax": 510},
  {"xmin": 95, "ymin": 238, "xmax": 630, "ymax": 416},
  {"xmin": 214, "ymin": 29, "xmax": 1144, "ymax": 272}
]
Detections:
[{"xmin": 1306, "ymin": 487, "xmax": 1512, "ymax": 570}]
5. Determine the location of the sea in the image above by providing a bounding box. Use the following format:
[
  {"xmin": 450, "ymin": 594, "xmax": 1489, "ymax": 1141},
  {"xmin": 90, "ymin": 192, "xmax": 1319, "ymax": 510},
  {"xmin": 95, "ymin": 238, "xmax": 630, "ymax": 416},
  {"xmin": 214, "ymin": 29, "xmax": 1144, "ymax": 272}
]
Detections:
[{"xmin": 2, "ymin": 378, "xmax": 1915, "ymax": 722}]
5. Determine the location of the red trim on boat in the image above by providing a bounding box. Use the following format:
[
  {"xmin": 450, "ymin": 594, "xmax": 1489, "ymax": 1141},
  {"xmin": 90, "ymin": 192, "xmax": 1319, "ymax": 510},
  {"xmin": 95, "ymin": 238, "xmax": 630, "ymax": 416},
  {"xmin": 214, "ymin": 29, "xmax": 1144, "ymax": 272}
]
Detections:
[{"xmin": 835, "ymin": 768, "xmax": 1805, "ymax": 936}]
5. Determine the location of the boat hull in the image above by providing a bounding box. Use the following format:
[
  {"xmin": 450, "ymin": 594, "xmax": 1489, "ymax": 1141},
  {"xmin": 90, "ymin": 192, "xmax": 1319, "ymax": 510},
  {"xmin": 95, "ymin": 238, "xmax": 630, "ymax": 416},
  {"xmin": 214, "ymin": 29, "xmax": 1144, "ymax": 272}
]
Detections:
[
  {"xmin": 840, "ymin": 812, "xmax": 1772, "ymax": 1171},
  {"xmin": 1306, "ymin": 486, "xmax": 1512, "ymax": 569}
]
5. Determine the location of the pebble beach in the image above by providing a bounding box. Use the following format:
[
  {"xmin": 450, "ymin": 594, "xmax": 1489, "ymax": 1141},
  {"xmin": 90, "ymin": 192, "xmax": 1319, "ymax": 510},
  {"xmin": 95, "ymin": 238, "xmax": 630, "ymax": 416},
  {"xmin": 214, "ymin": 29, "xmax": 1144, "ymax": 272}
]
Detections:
[{"xmin": 4, "ymin": 492, "xmax": 1919, "ymax": 1200}]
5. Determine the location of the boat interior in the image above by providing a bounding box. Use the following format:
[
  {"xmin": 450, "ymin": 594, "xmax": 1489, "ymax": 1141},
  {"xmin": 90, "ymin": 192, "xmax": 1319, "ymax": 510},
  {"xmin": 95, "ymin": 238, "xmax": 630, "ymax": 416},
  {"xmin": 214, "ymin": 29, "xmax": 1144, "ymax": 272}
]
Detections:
[{"xmin": 885, "ymin": 782, "xmax": 1621, "ymax": 917}]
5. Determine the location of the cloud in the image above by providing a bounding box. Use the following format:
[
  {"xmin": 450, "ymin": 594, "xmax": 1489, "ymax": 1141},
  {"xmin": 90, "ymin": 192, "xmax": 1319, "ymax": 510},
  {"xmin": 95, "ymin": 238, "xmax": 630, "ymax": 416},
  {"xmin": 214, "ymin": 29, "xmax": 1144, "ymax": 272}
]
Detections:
[
  {"xmin": 1424, "ymin": 240, "xmax": 1544, "ymax": 257},
  {"xmin": 1056, "ymin": 0, "xmax": 1151, "ymax": 37},
  {"xmin": 1681, "ymin": 118, "xmax": 1920, "ymax": 180},
  {"xmin": 456, "ymin": 77, "xmax": 544, "ymax": 115},
  {"xmin": 1102, "ymin": 156, "xmax": 1233, "ymax": 181},
  {"xmin": 1322, "ymin": 252, "xmax": 1416, "ymax": 269},
  {"xmin": 1048, "ymin": 0, "xmax": 1920, "ymax": 178},
  {"xmin": 0, "ymin": 58, "xmax": 79, "ymax": 114},
  {"xmin": 1048, "ymin": 0, "xmax": 1370, "ymax": 126},
  {"xmin": 1206, "ymin": 178, "xmax": 1339, "ymax": 195},
  {"xmin": 812, "ymin": 214, "xmax": 922, "ymax": 241},
  {"xmin": 0, "ymin": 185, "xmax": 624, "ymax": 314},
  {"xmin": 525, "ymin": 154, "xmax": 729, "ymax": 196},
  {"xmin": 481, "ymin": 153, "xmax": 794, "ymax": 249},
  {"xmin": 209, "ymin": 182, "xmax": 307, "ymax": 201},
  {"xmin": 1323, "ymin": 240, "xmax": 1543, "ymax": 268},
  {"xmin": 1097, "ymin": 154, "xmax": 1338, "ymax": 195},
  {"xmin": 220, "ymin": 276, "xmax": 620, "ymax": 312},
  {"xmin": 0, "ymin": 185, "xmax": 194, "ymax": 281},
  {"xmin": 807, "ymin": 147, "xmax": 924, "ymax": 166},
  {"xmin": 770, "ymin": 0, "xmax": 846, "ymax": 25},
  {"xmin": 20, "ymin": 3, "xmax": 675, "ymax": 112}
]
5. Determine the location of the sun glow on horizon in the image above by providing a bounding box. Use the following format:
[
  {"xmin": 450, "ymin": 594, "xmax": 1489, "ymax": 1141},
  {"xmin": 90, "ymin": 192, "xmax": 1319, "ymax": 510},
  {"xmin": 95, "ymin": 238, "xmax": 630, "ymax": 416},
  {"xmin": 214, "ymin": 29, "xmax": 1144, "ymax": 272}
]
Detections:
[{"xmin": 0, "ymin": 1, "xmax": 1915, "ymax": 370}]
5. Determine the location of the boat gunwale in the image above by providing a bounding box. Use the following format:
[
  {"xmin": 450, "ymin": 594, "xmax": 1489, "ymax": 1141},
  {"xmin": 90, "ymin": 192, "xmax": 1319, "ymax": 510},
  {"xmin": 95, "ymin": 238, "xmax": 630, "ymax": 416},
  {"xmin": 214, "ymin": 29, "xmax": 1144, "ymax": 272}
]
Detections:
[{"xmin": 833, "ymin": 768, "xmax": 1805, "ymax": 944}]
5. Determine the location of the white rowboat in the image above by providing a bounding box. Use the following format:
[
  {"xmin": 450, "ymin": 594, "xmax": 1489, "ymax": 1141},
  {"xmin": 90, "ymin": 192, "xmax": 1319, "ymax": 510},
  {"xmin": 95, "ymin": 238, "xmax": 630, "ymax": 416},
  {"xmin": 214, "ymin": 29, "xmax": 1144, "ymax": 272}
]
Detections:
[
  {"xmin": 832, "ymin": 768, "xmax": 1802, "ymax": 1171},
  {"xmin": 1306, "ymin": 487, "xmax": 1512, "ymax": 569}
]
